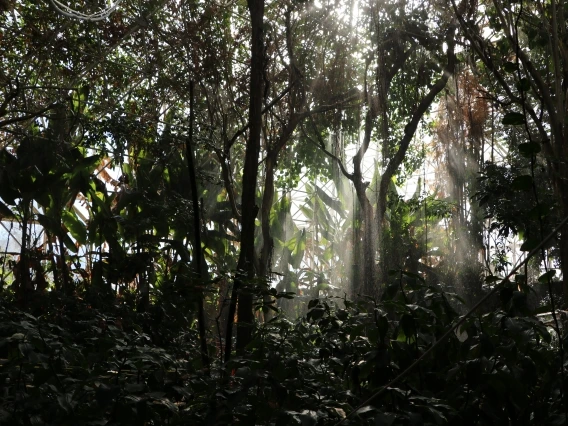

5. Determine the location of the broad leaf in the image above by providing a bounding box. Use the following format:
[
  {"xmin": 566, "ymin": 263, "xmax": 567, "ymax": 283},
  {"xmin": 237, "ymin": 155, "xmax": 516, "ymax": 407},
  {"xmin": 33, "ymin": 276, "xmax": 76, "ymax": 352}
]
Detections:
[{"xmin": 502, "ymin": 112, "xmax": 525, "ymax": 125}]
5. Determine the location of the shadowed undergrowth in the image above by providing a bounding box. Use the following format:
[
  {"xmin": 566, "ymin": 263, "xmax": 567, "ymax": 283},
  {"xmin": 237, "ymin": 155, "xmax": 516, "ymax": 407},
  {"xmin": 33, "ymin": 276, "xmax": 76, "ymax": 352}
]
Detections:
[{"xmin": 1, "ymin": 274, "xmax": 566, "ymax": 426}]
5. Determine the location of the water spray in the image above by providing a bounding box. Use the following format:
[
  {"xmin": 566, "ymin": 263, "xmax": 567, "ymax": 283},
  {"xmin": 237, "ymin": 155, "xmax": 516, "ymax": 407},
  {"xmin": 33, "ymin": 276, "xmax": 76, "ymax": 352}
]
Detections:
[{"xmin": 335, "ymin": 214, "xmax": 568, "ymax": 426}]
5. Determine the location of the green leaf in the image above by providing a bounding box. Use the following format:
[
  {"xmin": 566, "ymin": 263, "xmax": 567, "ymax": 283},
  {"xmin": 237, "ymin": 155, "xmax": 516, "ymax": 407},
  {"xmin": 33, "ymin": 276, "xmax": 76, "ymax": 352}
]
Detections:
[
  {"xmin": 77, "ymin": 154, "xmax": 100, "ymax": 171},
  {"xmin": 62, "ymin": 210, "xmax": 87, "ymax": 244},
  {"xmin": 57, "ymin": 393, "xmax": 76, "ymax": 413},
  {"xmin": 511, "ymin": 175, "xmax": 532, "ymax": 191},
  {"xmin": 323, "ymin": 246, "xmax": 333, "ymax": 261},
  {"xmin": 299, "ymin": 205, "xmax": 313, "ymax": 220},
  {"xmin": 289, "ymin": 230, "xmax": 306, "ymax": 269},
  {"xmin": 90, "ymin": 190, "xmax": 114, "ymax": 219},
  {"xmin": 518, "ymin": 142, "xmax": 541, "ymax": 157},
  {"xmin": 402, "ymin": 270, "xmax": 425, "ymax": 283},
  {"xmin": 502, "ymin": 112, "xmax": 525, "ymax": 125},
  {"xmin": 520, "ymin": 238, "xmax": 539, "ymax": 251},
  {"xmin": 538, "ymin": 270, "xmax": 556, "ymax": 283},
  {"xmin": 377, "ymin": 313, "xmax": 389, "ymax": 342},
  {"xmin": 375, "ymin": 412, "xmax": 396, "ymax": 426},
  {"xmin": 503, "ymin": 61, "xmax": 517, "ymax": 72},
  {"xmin": 400, "ymin": 314, "xmax": 416, "ymax": 338},
  {"xmin": 36, "ymin": 213, "xmax": 62, "ymax": 237},
  {"xmin": 516, "ymin": 78, "xmax": 531, "ymax": 91},
  {"xmin": 355, "ymin": 405, "xmax": 376, "ymax": 415},
  {"xmin": 315, "ymin": 185, "xmax": 346, "ymax": 218},
  {"xmin": 531, "ymin": 304, "xmax": 552, "ymax": 315},
  {"xmin": 0, "ymin": 200, "xmax": 14, "ymax": 218},
  {"xmin": 61, "ymin": 232, "xmax": 79, "ymax": 253},
  {"xmin": 154, "ymin": 397, "xmax": 179, "ymax": 413},
  {"xmin": 528, "ymin": 204, "xmax": 549, "ymax": 219},
  {"xmin": 549, "ymin": 414, "xmax": 567, "ymax": 426},
  {"xmin": 285, "ymin": 236, "xmax": 297, "ymax": 251}
]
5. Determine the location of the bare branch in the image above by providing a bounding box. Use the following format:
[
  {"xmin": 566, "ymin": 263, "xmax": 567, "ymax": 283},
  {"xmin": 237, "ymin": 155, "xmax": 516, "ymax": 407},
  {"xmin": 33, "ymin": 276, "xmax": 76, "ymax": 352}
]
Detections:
[
  {"xmin": 227, "ymin": 83, "xmax": 295, "ymax": 151},
  {"xmin": 0, "ymin": 103, "xmax": 56, "ymax": 129},
  {"xmin": 377, "ymin": 24, "xmax": 457, "ymax": 224}
]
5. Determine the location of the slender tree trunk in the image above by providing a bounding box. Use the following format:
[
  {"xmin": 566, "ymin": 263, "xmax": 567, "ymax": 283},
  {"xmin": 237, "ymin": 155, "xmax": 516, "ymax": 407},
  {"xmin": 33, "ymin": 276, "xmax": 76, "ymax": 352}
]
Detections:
[
  {"xmin": 558, "ymin": 160, "xmax": 568, "ymax": 305},
  {"xmin": 259, "ymin": 117, "xmax": 304, "ymax": 318},
  {"xmin": 452, "ymin": 0, "xmax": 568, "ymax": 301},
  {"xmin": 353, "ymin": 110, "xmax": 378, "ymax": 295},
  {"xmin": 136, "ymin": 229, "xmax": 150, "ymax": 312},
  {"xmin": 376, "ymin": 29, "xmax": 456, "ymax": 281},
  {"xmin": 17, "ymin": 198, "xmax": 30, "ymax": 305},
  {"xmin": 259, "ymin": 151, "xmax": 275, "ymax": 320},
  {"xmin": 225, "ymin": 0, "xmax": 265, "ymax": 360},
  {"xmin": 58, "ymin": 238, "xmax": 70, "ymax": 294},
  {"xmin": 353, "ymin": 178, "xmax": 377, "ymax": 296},
  {"xmin": 186, "ymin": 80, "xmax": 210, "ymax": 372}
]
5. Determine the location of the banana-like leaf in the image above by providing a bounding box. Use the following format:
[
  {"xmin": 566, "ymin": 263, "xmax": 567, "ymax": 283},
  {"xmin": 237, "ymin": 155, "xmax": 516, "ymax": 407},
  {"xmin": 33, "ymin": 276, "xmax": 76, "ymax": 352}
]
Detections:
[
  {"xmin": 37, "ymin": 213, "xmax": 78, "ymax": 253},
  {"xmin": 62, "ymin": 209, "xmax": 87, "ymax": 244},
  {"xmin": 289, "ymin": 230, "xmax": 306, "ymax": 269},
  {"xmin": 315, "ymin": 185, "xmax": 346, "ymax": 218}
]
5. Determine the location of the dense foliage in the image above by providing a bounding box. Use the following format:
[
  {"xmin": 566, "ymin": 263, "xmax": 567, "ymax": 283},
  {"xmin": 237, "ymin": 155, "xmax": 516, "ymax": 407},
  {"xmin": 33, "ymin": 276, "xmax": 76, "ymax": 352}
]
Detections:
[
  {"xmin": 1, "ymin": 0, "xmax": 568, "ymax": 423},
  {"xmin": 2, "ymin": 274, "xmax": 566, "ymax": 425}
]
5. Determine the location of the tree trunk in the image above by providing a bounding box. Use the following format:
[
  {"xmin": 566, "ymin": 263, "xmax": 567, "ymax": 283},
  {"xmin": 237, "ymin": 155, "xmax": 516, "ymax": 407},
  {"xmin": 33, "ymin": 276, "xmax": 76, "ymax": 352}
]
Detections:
[
  {"xmin": 259, "ymin": 151, "xmax": 276, "ymax": 320},
  {"xmin": 353, "ymin": 179, "xmax": 377, "ymax": 296},
  {"xmin": 225, "ymin": 0, "xmax": 265, "ymax": 360},
  {"xmin": 352, "ymin": 110, "xmax": 378, "ymax": 295},
  {"xmin": 186, "ymin": 80, "xmax": 210, "ymax": 372},
  {"xmin": 16, "ymin": 198, "xmax": 30, "ymax": 306},
  {"xmin": 376, "ymin": 29, "xmax": 456, "ymax": 281},
  {"xmin": 558, "ymin": 154, "xmax": 568, "ymax": 305}
]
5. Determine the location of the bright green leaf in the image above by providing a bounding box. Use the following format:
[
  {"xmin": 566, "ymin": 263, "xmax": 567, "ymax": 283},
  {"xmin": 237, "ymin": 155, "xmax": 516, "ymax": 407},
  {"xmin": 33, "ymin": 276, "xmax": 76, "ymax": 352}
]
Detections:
[{"xmin": 62, "ymin": 210, "xmax": 87, "ymax": 244}]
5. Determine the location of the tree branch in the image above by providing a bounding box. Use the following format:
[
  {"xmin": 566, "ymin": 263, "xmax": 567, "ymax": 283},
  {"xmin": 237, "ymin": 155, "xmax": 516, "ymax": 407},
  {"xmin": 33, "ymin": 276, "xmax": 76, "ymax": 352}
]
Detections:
[
  {"xmin": 450, "ymin": 0, "xmax": 550, "ymax": 147},
  {"xmin": 0, "ymin": 103, "xmax": 56, "ymax": 129},
  {"xmin": 304, "ymin": 119, "xmax": 354, "ymax": 181},
  {"xmin": 377, "ymin": 25, "xmax": 457, "ymax": 224},
  {"xmin": 490, "ymin": 0, "xmax": 563, "ymax": 146},
  {"xmin": 227, "ymin": 83, "xmax": 295, "ymax": 151}
]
